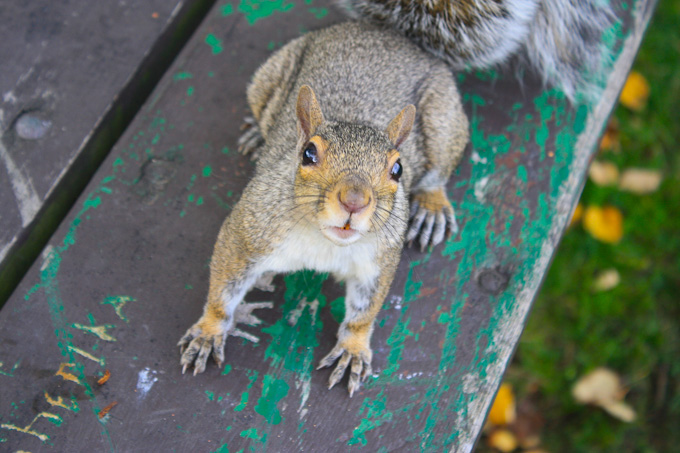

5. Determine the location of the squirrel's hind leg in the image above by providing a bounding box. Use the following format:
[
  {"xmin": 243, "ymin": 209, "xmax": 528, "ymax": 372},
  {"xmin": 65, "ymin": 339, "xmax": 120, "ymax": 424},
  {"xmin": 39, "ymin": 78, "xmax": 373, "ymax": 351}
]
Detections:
[{"xmin": 407, "ymin": 67, "xmax": 469, "ymax": 250}]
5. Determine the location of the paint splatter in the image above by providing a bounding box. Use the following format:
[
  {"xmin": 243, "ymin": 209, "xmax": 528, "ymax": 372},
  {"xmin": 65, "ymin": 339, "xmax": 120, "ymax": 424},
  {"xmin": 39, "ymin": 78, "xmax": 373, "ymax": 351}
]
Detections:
[
  {"xmin": 205, "ymin": 34, "xmax": 224, "ymax": 55},
  {"xmin": 136, "ymin": 368, "xmax": 159, "ymax": 400}
]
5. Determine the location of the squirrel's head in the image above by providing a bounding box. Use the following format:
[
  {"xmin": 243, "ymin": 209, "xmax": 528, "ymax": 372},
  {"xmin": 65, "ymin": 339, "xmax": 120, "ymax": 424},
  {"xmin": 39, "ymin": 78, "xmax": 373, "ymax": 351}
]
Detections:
[{"xmin": 293, "ymin": 85, "xmax": 414, "ymax": 246}]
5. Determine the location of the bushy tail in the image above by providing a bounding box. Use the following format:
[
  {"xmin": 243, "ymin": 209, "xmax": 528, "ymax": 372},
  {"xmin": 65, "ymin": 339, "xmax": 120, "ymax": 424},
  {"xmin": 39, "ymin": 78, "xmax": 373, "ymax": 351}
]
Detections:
[
  {"xmin": 524, "ymin": 1, "xmax": 615, "ymax": 101},
  {"xmin": 340, "ymin": 0, "xmax": 615, "ymax": 102}
]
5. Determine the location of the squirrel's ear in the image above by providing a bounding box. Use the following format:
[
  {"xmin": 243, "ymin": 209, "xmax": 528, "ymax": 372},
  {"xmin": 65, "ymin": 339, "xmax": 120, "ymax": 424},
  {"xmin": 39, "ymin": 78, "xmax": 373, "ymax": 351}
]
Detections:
[
  {"xmin": 386, "ymin": 105, "xmax": 416, "ymax": 149},
  {"xmin": 296, "ymin": 85, "xmax": 325, "ymax": 140}
]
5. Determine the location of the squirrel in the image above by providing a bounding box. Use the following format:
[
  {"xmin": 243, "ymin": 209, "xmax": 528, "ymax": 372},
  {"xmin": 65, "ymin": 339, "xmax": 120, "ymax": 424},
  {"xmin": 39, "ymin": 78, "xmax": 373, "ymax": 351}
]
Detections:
[{"xmin": 178, "ymin": 1, "xmax": 615, "ymax": 396}]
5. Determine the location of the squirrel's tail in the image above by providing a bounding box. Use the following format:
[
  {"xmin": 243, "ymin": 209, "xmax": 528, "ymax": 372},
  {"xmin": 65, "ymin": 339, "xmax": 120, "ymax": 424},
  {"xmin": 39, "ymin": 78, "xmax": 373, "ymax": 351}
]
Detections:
[{"xmin": 340, "ymin": 0, "xmax": 615, "ymax": 102}]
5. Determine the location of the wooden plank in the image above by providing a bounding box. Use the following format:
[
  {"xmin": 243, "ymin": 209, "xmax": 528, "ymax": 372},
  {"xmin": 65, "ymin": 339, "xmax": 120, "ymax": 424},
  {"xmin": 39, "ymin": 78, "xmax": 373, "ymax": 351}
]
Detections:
[
  {"xmin": 0, "ymin": 0, "xmax": 654, "ymax": 451},
  {"xmin": 0, "ymin": 0, "xmax": 216, "ymax": 303}
]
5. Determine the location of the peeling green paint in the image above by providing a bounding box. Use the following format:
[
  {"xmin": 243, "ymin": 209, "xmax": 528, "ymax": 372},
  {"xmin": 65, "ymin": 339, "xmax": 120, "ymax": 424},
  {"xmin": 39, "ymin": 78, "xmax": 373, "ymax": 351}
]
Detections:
[
  {"xmin": 205, "ymin": 33, "xmax": 224, "ymax": 55},
  {"xmin": 174, "ymin": 72, "xmax": 193, "ymax": 81},
  {"xmin": 237, "ymin": 0, "xmax": 295, "ymax": 25}
]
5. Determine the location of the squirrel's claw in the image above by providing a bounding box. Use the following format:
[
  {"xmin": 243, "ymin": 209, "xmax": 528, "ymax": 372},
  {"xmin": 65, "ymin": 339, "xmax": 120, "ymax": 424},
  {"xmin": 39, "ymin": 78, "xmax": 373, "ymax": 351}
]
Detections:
[
  {"xmin": 237, "ymin": 116, "xmax": 265, "ymax": 158},
  {"xmin": 318, "ymin": 345, "xmax": 372, "ymax": 397},
  {"xmin": 178, "ymin": 302, "xmax": 273, "ymax": 375},
  {"xmin": 407, "ymin": 188, "xmax": 458, "ymax": 251}
]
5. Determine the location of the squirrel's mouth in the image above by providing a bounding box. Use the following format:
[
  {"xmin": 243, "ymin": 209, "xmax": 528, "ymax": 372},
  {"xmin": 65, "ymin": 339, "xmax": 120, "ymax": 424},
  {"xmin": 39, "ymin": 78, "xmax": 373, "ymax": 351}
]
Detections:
[
  {"xmin": 329, "ymin": 225, "xmax": 357, "ymax": 240},
  {"xmin": 322, "ymin": 219, "xmax": 363, "ymax": 245}
]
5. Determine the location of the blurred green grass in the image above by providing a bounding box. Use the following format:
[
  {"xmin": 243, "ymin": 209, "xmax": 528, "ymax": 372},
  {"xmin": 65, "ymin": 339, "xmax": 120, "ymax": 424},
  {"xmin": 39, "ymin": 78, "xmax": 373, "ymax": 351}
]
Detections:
[{"xmin": 504, "ymin": 1, "xmax": 680, "ymax": 451}]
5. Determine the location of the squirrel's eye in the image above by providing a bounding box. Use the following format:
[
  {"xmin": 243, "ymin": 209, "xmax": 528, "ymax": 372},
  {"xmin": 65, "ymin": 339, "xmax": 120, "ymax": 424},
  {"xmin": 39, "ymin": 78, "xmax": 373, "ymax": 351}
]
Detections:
[
  {"xmin": 302, "ymin": 143, "xmax": 318, "ymax": 166},
  {"xmin": 390, "ymin": 159, "xmax": 403, "ymax": 181}
]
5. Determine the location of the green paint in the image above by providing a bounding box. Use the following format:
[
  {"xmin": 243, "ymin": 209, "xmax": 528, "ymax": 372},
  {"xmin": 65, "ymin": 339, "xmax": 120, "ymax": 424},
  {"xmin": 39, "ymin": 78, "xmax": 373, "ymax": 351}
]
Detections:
[
  {"xmin": 221, "ymin": 3, "xmax": 234, "ymax": 16},
  {"xmin": 187, "ymin": 86, "xmax": 195, "ymax": 96},
  {"xmin": 329, "ymin": 296, "xmax": 345, "ymax": 323},
  {"xmin": 205, "ymin": 34, "xmax": 224, "ymax": 55},
  {"xmin": 23, "ymin": 283, "xmax": 41, "ymax": 300},
  {"xmin": 308, "ymin": 7, "xmax": 328, "ymax": 19},
  {"xmin": 205, "ymin": 391, "xmax": 215, "ymax": 401},
  {"xmin": 101, "ymin": 296, "xmax": 134, "ymax": 323},
  {"xmin": 237, "ymin": 0, "xmax": 295, "ymax": 25},
  {"xmin": 254, "ymin": 374, "xmax": 289, "ymax": 424},
  {"xmin": 240, "ymin": 427, "xmax": 266, "ymax": 443},
  {"xmin": 213, "ymin": 443, "xmax": 229, "ymax": 453},
  {"xmin": 377, "ymin": 262, "xmax": 421, "ymax": 378},
  {"xmin": 234, "ymin": 370, "xmax": 259, "ymax": 411},
  {"xmin": 203, "ymin": 165, "xmax": 213, "ymax": 177},
  {"xmin": 173, "ymin": 72, "xmax": 193, "ymax": 81},
  {"xmin": 348, "ymin": 391, "xmax": 393, "ymax": 446}
]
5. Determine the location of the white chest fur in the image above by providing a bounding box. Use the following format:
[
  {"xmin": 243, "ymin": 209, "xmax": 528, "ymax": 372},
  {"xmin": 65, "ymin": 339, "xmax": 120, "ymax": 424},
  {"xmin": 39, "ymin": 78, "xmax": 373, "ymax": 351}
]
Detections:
[{"xmin": 258, "ymin": 222, "xmax": 380, "ymax": 284}]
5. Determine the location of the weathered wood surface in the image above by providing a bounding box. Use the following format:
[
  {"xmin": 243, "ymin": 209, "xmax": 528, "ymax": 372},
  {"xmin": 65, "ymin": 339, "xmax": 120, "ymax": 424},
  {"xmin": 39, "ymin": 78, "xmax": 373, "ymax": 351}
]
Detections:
[
  {"xmin": 0, "ymin": 0, "xmax": 654, "ymax": 451},
  {"xmin": 0, "ymin": 0, "xmax": 214, "ymax": 302}
]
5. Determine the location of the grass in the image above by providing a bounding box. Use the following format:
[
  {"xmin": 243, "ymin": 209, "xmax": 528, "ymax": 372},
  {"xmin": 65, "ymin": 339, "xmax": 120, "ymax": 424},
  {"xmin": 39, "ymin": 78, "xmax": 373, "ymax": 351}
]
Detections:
[{"xmin": 495, "ymin": 1, "xmax": 680, "ymax": 451}]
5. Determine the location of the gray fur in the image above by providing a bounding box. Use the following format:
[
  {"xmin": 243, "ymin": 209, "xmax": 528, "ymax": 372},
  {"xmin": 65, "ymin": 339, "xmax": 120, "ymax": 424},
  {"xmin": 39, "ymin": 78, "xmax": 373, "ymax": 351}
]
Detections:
[{"xmin": 341, "ymin": 0, "xmax": 615, "ymax": 102}]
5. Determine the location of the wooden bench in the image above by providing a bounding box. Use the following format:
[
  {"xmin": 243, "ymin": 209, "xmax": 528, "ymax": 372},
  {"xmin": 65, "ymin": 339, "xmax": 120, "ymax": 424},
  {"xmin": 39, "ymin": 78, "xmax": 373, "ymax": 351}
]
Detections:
[
  {"xmin": 0, "ymin": 0, "xmax": 215, "ymax": 303},
  {"xmin": 0, "ymin": 0, "xmax": 655, "ymax": 451}
]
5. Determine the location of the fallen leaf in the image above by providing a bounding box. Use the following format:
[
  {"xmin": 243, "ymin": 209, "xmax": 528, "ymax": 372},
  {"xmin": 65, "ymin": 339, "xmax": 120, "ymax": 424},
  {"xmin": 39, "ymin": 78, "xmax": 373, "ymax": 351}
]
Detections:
[
  {"xmin": 619, "ymin": 168, "xmax": 662, "ymax": 194},
  {"xmin": 488, "ymin": 429, "xmax": 518, "ymax": 452},
  {"xmin": 488, "ymin": 383, "xmax": 517, "ymax": 426},
  {"xmin": 572, "ymin": 367, "xmax": 636, "ymax": 422},
  {"xmin": 599, "ymin": 118, "xmax": 620, "ymax": 151},
  {"xmin": 619, "ymin": 70, "xmax": 650, "ymax": 111},
  {"xmin": 98, "ymin": 401, "xmax": 118, "ymax": 419},
  {"xmin": 97, "ymin": 369, "xmax": 111, "ymax": 386},
  {"xmin": 569, "ymin": 203, "xmax": 583, "ymax": 228},
  {"xmin": 583, "ymin": 206, "xmax": 623, "ymax": 243},
  {"xmin": 593, "ymin": 268, "xmax": 621, "ymax": 291},
  {"xmin": 589, "ymin": 160, "xmax": 619, "ymax": 186}
]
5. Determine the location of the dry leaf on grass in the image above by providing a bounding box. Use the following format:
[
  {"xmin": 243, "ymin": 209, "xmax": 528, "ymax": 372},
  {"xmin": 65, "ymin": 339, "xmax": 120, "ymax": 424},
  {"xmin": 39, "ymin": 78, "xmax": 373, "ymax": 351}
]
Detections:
[
  {"xmin": 589, "ymin": 161, "xmax": 620, "ymax": 186},
  {"xmin": 583, "ymin": 206, "xmax": 623, "ymax": 243},
  {"xmin": 619, "ymin": 71, "xmax": 650, "ymax": 111},
  {"xmin": 488, "ymin": 429, "xmax": 519, "ymax": 453},
  {"xmin": 593, "ymin": 268, "xmax": 621, "ymax": 292},
  {"xmin": 619, "ymin": 168, "xmax": 662, "ymax": 194},
  {"xmin": 572, "ymin": 367, "xmax": 636, "ymax": 422},
  {"xmin": 488, "ymin": 383, "xmax": 517, "ymax": 426}
]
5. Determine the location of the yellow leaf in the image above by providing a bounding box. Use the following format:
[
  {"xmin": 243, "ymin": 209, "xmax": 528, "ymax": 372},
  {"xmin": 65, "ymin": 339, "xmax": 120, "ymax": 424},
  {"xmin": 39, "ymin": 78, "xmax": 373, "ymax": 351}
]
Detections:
[
  {"xmin": 589, "ymin": 160, "xmax": 619, "ymax": 186},
  {"xmin": 488, "ymin": 429, "xmax": 519, "ymax": 453},
  {"xmin": 583, "ymin": 206, "xmax": 623, "ymax": 243},
  {"xmin": 619, "ymin": 168, "xmax": 662, "ymax": 194},
  {"xmin": 488, "ymin": 383, "xmax": 516, "ymax": 426},
  {"xmin": 569, "ymin": 203, "xmax": 583, "ymax": 228},
  {"xmin": 619, "ymin": 71, "xmax": 650, "ymax": 111},
  {"xmin": 572, "ymin": 367, "xmax": 636, "ymax": 422}
]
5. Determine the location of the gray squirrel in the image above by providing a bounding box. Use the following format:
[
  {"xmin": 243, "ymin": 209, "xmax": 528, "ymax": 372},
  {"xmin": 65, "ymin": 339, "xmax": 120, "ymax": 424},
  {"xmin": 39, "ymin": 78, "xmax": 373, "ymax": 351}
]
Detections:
[{"xmin": 179, "ymin": 1, "xmax": 615, "ymax": 396}]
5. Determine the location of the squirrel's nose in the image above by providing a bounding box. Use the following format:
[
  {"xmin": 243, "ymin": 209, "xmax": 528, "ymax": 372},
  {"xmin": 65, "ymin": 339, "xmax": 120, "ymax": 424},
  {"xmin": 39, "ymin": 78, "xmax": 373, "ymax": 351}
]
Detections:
[{"xmin": 339, "ymin": 186, "xmax": 371, "ymax": 214}]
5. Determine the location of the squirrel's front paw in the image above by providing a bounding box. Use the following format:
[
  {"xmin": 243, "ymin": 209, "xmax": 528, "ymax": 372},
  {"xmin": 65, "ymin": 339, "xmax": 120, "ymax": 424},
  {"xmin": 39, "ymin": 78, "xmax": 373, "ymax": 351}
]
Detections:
[
  {"xmin": 317, "ymin": 341, "xmax": 372, "ymax": 397},
  {"xmin": 237, "ymin": 116, "xmax": 264, "ymax": 158},
  {"xmin": 178, "ymin": 302, "xmax": 272, "ymax": 375},
  {"xmin": 407, "ymin": 188, "xmax": 458, "ymax": 251},
  {"xmin": 178, "ymin": 321, "xmax": 228, "ymax": 376}
]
